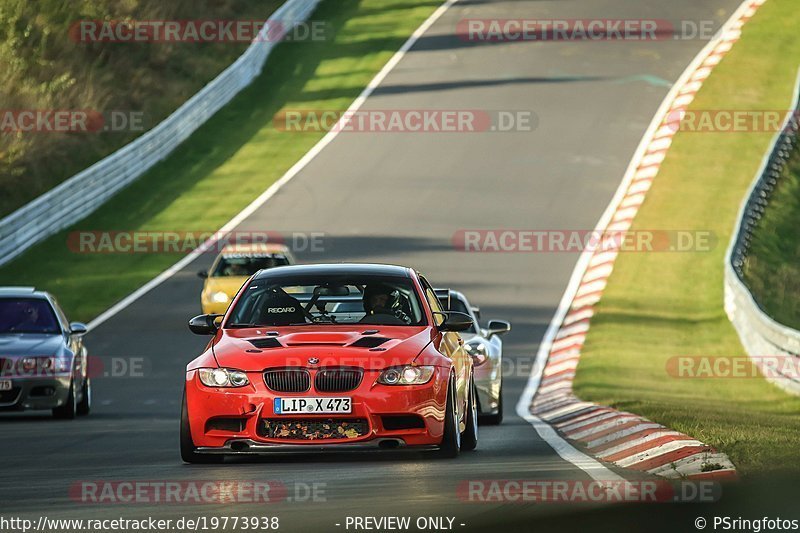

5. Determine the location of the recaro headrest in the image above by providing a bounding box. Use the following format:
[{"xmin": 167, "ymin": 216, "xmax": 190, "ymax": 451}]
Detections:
[{"xmin": 258, "ymin": 288, "xmax": 305, "ymax": 326}]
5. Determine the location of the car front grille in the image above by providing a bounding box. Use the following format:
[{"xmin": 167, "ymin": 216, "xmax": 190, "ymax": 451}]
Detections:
[
  {"xmin": 315, "ymin": 368, "xmax": 363, "ymax": 392},
  {"xmin": 263, "ymin": 369, "xmax": 310, "ymax": 392},
  {"xmin": 258, "ymin": 418, "xmax": 369, "ymax": 440}
]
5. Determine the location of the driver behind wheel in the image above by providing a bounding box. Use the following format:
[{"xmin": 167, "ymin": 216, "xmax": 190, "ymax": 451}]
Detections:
[{"xmin": 360, "ymin": 283, "xmax": 409, "ymax": 324}]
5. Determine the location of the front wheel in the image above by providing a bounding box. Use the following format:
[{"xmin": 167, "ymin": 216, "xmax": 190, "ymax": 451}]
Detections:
[
  {"xmin": 435, "ymin": 376, "xmax": 461, "ymax": 458},
  {"xmin": 181, "ymin": 389, "xmax": 223, "ymax": 464},
  {"xmin": 76, "ymin": 377, "xmax": 91, "ymax": 416},
  {"xmin": 461, "ymin": 377, "xmax": 478, "ymax": 451}
]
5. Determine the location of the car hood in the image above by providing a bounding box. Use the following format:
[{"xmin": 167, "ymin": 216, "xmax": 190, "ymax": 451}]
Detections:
[
  {"xmin": 203, "ymin": 276, "xmax": 249, "ymax": 296},
  {"xmin": 0, "ymin": 334, "xmax": 66, "ymax": 357},
  {"xmin": 211, "ymin": 326, "xmax": 435, "ymax": 371}
]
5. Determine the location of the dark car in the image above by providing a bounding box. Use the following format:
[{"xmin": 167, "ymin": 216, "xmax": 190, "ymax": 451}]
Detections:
[{"xmin": 0, "ymin": 287, "xmax": 91, "ymax": 418}]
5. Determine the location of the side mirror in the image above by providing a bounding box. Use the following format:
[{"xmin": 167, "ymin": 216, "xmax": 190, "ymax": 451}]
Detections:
[
  {"xmin": 486, "ymin": 320, "xmax": 511, "ymax": 337},
  {"xmin": 438, "ymin": 312, "xmax": 473, "ymax": 332},
  {"xmin": 197, "ymin": 270, "xmax": 209, "ymax": 279},
  {"xmin": 69, "ymin": 322, "xmax": 88, "ymax": 335},
  {"xmin": 471, "ymin": 306, "xmax": 481, "ymax": 320},
  {"xmin": 189, "ymin": 314, "xmax": 222, "ymax": 335}
]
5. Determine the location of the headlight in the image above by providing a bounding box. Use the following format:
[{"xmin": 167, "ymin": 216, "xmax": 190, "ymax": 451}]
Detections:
[
  {"xmin": 198, "ymin": 368, "xmax": 249, "ymax": 388},
  {"xmin": 21, "ymin": 357, "xmax": 37, "ymax": 373},
  {"xmin": 464, "ymin": 340, "xmax": 488, "ymax": 365},
  {"xmin": 17, "ymin": 356, "xmax": 60, "ymax": 376},
  {"xmin": 210, "ymin": 291, "xmax": 230, "ymax": 304},
  {"xmin": 378, "ymin": 365, "xmax": 435, "ymax": 385}
]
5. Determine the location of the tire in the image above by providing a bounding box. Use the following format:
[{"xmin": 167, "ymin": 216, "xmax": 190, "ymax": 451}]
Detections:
[
  {"xmin": 481, "ymin": 380, "xmax": 503, "ymax": 426},
  {"xmin": 52, "ymin": 379, "xmax": 77, "ymax": 419},
  {"xmin": 181, "ymin": 389, "xmax": 223, "ymax": 464},
  {"xmin": 435, "ymin": 376, "xmax": 461, "ymax": 458},
  {"xmin": 461, "ymin": 377, "xmax": 478, "ymax": 451},
  {"xmin": 76, "ymin": 377, "xmax": 91, "ymax": 416}
]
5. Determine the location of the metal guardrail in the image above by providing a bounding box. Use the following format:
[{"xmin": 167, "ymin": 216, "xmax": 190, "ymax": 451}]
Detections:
[
  {"xmin": 724, "ymin": 70, "xmax": 800, "ymax": 395},
  {"xmin": 0, "ymin": 0, "xmax": 321, "ymax": 266}
]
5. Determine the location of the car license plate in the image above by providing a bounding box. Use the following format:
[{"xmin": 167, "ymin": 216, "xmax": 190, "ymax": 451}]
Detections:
[
  {"xmin": 0, "ymin": 380, "xmax": 12, "ymax": 391},
  {"xmin": 274, "ymin": 397, "xmax": 351, "ymax": 415}
]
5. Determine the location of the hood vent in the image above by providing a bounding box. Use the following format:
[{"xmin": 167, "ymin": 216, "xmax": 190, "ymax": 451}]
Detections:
[
  {"xmin": 350, "ymin": 337, "xmax": 390, "ymax": 349},
  {"xmin": 285, "ymin": 342, "xmax": 345, "ymax": 347},
  {"xmin": 248, "ymin": 338, "xmax": 283, "ymax": 349}
]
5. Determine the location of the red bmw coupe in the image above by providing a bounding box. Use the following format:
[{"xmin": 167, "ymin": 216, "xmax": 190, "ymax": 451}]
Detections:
[{"xmin": 181, "ymin": 263, "xmax": 477, "ymax": 462}]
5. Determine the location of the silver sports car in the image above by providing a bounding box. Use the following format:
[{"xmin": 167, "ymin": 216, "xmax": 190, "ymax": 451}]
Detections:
[
  {"xmin": 436, "ymin": 289, "xmax": 510, "ymax": 424},
  {"xmin": 0, "ymin": 287, "xmax": 91, "ymax": 418}
]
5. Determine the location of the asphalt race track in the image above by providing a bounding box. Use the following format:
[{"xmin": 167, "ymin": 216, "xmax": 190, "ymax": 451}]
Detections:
[{"xmin": 0, "ymin": 0, "xmax": 743, "ymax": 530}]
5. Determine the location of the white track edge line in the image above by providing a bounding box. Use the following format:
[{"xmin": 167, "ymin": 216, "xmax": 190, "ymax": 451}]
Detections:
[
  {"xmin": 515, "ymin": 0, "xmax": 759, "ymax": 482},
  {"xmin": 87, "ymin": 0, "xmax": 461, "ymax": 331}
]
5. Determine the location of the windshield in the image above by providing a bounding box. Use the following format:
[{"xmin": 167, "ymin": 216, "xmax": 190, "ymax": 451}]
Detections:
[
  {"xmin": 437, "ymin": 294, "xmax": 477, "ymax": 333},
  {"xmin": 0, "ymin": 298, "xmax": 61, "ymax": 334},
  {"xmin": 227, "ymin": 274, "xmax": 426, "ymax": 327},
  {"xmin": 211, "ymin": 253, "xmax": 291, "ymax": 277}
]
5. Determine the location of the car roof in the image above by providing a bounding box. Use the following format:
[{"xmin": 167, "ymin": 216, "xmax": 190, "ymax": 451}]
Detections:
[
  {"xmin": 0, "ymin": 287, "xmax": 49, "ymax": 299},
  {"xmin": 219, "ymin": 243, "xmax": 290, "ymax": 254},
  {"xmin": 253, "ymin": 263, "xmax": 412, "ymax": 280}
]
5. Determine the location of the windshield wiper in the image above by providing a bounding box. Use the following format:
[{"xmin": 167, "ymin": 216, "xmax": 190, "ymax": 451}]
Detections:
[{"xmin": 227, "ymin": 323, "xmax": 258, "ymax": 328}]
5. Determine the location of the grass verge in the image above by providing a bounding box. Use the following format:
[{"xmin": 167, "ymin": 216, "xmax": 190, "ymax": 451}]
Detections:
[
  {"xmin": 572, "ymin": 0, "xmax": 800, "ymax": 476},
  {"xmin": 742, "ymin": 145, "xmax": 800, "ymax": 328},
  {"xmin": 0, "ymin": 0, "xmax": 284, "ymax": 216},
  {"xmin": 0, "ymin": 0, "xmax": 444, "ymax": 321}
]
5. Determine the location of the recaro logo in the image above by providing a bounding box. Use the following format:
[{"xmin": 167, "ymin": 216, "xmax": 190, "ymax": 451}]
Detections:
[{"xmin": 268, "ymin": 307, "xmax": 296, "ymax": 313}]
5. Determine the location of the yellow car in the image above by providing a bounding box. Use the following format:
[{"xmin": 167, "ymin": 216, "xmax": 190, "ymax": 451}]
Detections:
[{"xmin": 198, "ymin": 243, "xmax": 295, "ymax": 314}]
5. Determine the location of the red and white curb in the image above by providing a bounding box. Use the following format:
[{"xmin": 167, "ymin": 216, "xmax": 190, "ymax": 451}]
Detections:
[{"xmin": 528, "ymin": 0, "xmax": 768, "ymax": 481}]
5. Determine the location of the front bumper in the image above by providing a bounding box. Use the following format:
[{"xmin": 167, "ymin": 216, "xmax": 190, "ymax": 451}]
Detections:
[
  {"xmin": 197, "ymin": 438, "xmax": 438, "ymax": 455},
  {"xmin": 0, "ymin": 375, "xmax": 72, "ymax": 411},
  {"xmin": 185, "ymin": 367, "xmax": 449, "ymax": 452}
]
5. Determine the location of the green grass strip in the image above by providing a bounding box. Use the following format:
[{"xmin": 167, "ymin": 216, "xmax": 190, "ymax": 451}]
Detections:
[{"xmin": 573, "ymin": 0, "xmax": 800, "ymax": 476}]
